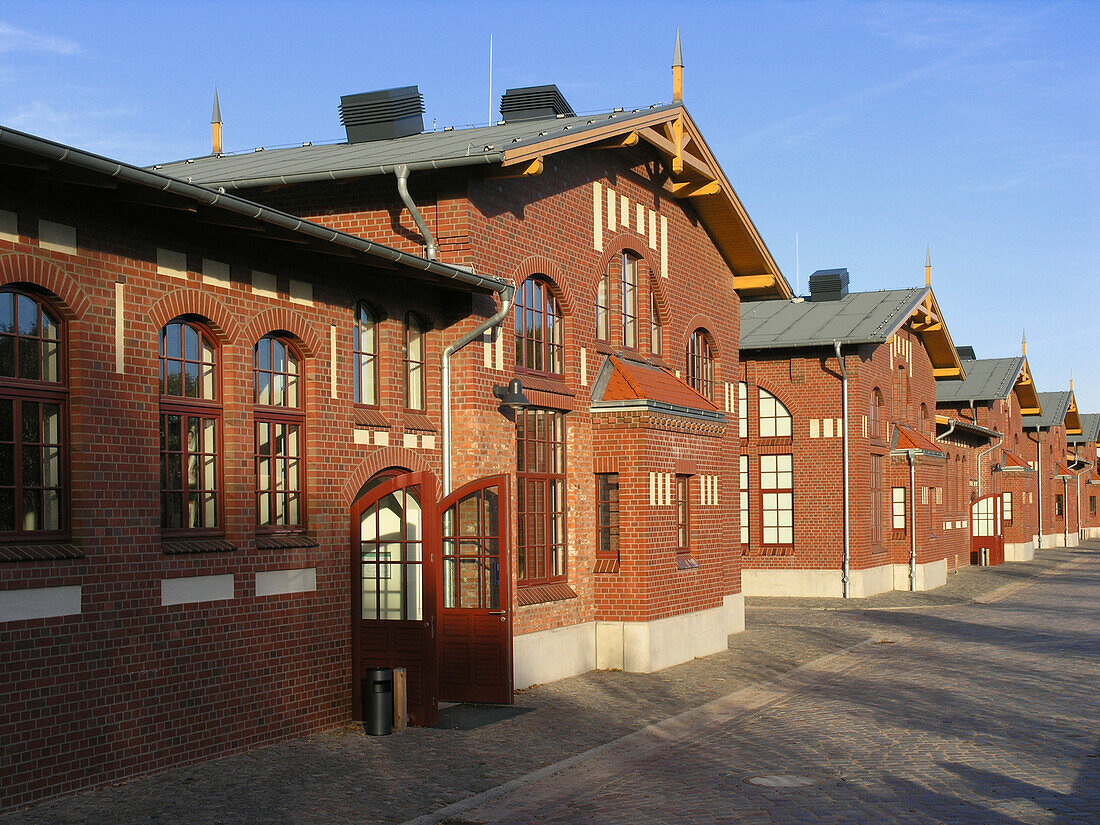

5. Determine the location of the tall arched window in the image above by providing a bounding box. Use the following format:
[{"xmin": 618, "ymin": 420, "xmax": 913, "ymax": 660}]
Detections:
[
  {"xmin": 620, "ymin": 252, "xmax": 638, "ymax": 349},
  {"xmin": 515, "ymin": 277, "xmax": 563, "ymax": 375},
  {"xmin": 596, "ymin": 269, "xmax": 610, "ymax": 342},
  {"xmin": 254, "ymin": 335, "xmax": 303, "ymax": 530},
  {"xmin": 0, "ymin": 289, "xmax": 66, "ymax": 537},
  {"xmin": 686, "ymin": 329, "xmax": 715, "ymax": 399},
  {"xmin": 758, "ymin": 389, "xmax": 793, "ymax": 437},
  {"xmin": 649, "ymin": 293, "xmax": 663, "ymax": 356},
  {"xmin": 870, "ymin": 388, "xmax": 884, "ymax": 439},
  {"xmin": 159, "ymin": 319, "xmax": 219, "ymax": 532},
  {"xmin": 404, "ymin": 312, "xmax": 426, "ymax": 411},
  {"xmin": 354, "ymin": 302, "xmax": 379, "ymax": 407}
]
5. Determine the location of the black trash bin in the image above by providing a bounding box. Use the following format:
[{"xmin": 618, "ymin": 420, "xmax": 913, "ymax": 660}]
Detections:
[{"xmin": 364, "ymin": 667, "xmax": 394, "ymax": 735}]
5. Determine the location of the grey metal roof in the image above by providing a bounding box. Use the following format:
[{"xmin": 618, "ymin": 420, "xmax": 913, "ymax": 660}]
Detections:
[
  {"xmin": 1069, "ymin": 413, "xmax": 1100, "ymax": 444},
  {"xmin": 740, "ymin": 288, "xmax": 927, "ymax": 350},
  {"xmin": 936, "ymin": 357, "xmax": 1023, "ymax": 404},
  {"xmin": 0, "ymin": 124, "xmax": 509, "ymax": 294},
  {"xmin": 151, "ymin": 104, "xmax": 680, "ymax": 190},
  {"xmin": 1023, "ymin": 391, "xmax": 1071, "ymax": 429}
]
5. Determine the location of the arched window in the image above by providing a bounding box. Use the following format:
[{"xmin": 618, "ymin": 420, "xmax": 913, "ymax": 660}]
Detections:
[
  {"xmin": 404, "ymin": 312, "xmax": 426, "ymax": 411},
  {"xmin": 649, "ymin": 293, "xmax": 663, "ymax": 357},
  {"xmin": 515, "ymin": 277, "xmax": 563, "ymax": 375},
  {"xmin": 159, "ymin": 319, "xmax": 219, "ymax": 532},
  {"xmin": 758, "ymin": 389, "xmax": 792, "ymax": 437},
  {"xmin": 596, "ymin": 269, "xmax": 610, "ymax": 342},
  {"xmin": 254, "ymin": 335, "xmax": 303, "ymax": 530},
  {"xmin": 870, "ymin": 388, "xmax": 884, "ymax": 439},
  {"xmin": 620, "ymin": 252, "xmax": 638, "ymax": 349},
  {"xmin": 895, "ymin": 365, "xmax": 908, "ymax": 418},
  {"xmin": 0, "ymin": 289, "xmax": 66, "ymax": 537},
  {"xmin": 354, "ymin": 302, "xmax": 379, "ymax": 407},
  {"xmin": 686, "ymin": 329, "xmax": 715, "ymax": 399}
]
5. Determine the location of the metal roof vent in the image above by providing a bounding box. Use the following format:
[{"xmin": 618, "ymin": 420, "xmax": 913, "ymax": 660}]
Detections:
[
  {"xmin": 500, "ymin": 85, "xmax": 575, "ymax": 123},
  {"xmin": 339, "ymin": 86, "xmax": 424, "ymax": 143},
  {"xmin": 956, "ymin": 346, "xmax": 977, "ymax": 360},
  {"xmin": 807, "ymin": 268, "xmax": 850, "ymax": 302}
]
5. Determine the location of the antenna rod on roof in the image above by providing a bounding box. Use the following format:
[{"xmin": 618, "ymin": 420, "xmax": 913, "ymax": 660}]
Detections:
[
  {"xmin": 488, "ymin": 34, "xmax": 494, "ymax": 127},
  {"xmin": 795, "ymin": 232, "xmax": 800, "ymax": 296}
]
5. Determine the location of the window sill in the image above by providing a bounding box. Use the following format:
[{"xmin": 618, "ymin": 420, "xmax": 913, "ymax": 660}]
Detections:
[
  {"xmin": 593, "ymin": 557, "xmax": 620, "ymax": 574},
  {"xmin": 162, "ymin": 538, "xmax": 237, "ymax": 555},
  {"xmin": 256, "ymin": 533, "xmax": 319, "ymax": 551},
  {"xmin": 0, "ymin": 542, "xmax": 83, "ymax": 562},
  {"xmin": 403, "ymin": 412, "xmax": 437, "ymax": 433},
  {"xmin": 517, "ymin": 582, "xmax": 577, "ymax": 606},
  {"xmin": 676, "ymin": 554, "xmax": 700, "ymax": 570},
  {"xmin": 354, "ymin": 407, "xmax": 390, "ymax": 428}
]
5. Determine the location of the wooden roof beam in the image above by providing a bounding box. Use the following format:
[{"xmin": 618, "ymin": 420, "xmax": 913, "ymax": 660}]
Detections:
[
  {"xmin": 670, "ymin": 179, "xmax": 720, "ymax": 198},
  {"xmin": 733, "ymin": 274, "xmax": 777, "ymax": 291},
  {"xmin": 637, "ymin": 127, "xmax": 711, "ymax": 178},
  {"xmin": 487, "ymin": 157, "xmax": 544, "ymax": 178},
  {"xmin": 591, "ymin": 131, "xmax": 639, "ymax": 149}
]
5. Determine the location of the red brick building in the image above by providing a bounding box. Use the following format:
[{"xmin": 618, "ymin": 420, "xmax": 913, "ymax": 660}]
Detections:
[
  {"xmin": 1068, "ymin": 413, "xmax": 1100, "ymax": 539},
  {"xmin": 1022, "ymin": 390, "xmax": 1083, "ymax": 549},
  {"xmin": 738, "ymin": 269, "xmax": 965, "ymax": 597}
]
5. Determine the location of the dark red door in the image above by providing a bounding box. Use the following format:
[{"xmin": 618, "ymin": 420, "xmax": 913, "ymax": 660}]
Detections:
[
  {"xmin": 352, "ymin": 472, "xmax": 438, "ymax": 726},
  {"xmin": 438, "ymin": 475, "xmax": 513, "ymax": 704},
  {"xmin": 971, "ymin": 494, "xmax": 1005, "ymax": 566}
]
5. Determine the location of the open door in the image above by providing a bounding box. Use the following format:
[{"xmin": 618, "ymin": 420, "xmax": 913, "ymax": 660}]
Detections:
[
  {"xmin": 352, "ymin": 471, "xmax": 438, "ymax": 726},
  {"xmin": 438, "ymin": 475, "xmax": 513, "ymax": 705},
  {"xmin": 971, "ymin": 493, "xmax": 1005, "ymax": 566}
]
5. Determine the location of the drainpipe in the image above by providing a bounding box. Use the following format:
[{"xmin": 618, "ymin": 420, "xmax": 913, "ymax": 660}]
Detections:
[
  {"xmin": 1064, "ymin": 476, "xmax": 1070, "ymax": 548},
  {"xmin": 441, "ymin": 283, "xmax": 516, "ymax": 495},
  {"xmin": 395, "ymin": 165, "xmax": 439, "ymax": 261},
  {"xmin": 834, "ymin": 341, "xmax": 850, "ymax": 598},
  {"xmin": 908, "ymin": 451, "xmax": 917, "ymax": 591},
  {"xmin": 977, "ymin": 432, "xmax": 1003, "ymax": 498},
  {"xmin": 1028, "ymin": 428, "xmax": 1043, "ymax": 549}
]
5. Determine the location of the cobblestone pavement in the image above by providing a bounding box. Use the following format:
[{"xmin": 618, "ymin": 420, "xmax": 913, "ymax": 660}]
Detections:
[{"xmin": 2, "ymin": 546, "xmax": 1092, "ymax": 825}]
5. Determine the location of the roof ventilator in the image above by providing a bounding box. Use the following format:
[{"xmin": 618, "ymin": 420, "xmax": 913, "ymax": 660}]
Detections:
[
  {"xmin": 808, "ymin": 268, "xmax": 849, "ymax": 302},
  {"xmin": 340, "ymin": 86, "xmax": 424, "ymax": 143},
  {"xmin": 500, "ymin": 85, "xmax": 575, "ymax": 123}
]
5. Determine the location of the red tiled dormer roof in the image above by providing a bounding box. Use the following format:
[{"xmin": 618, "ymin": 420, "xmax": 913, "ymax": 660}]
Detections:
[
  {"xmin": 598, "ymin": 356, "xmax": 719, "ymax": 414},
  {"xmin": 1000, "ymin": 448, "xmax": 1032, "ymax": 471},
  {"xmin": 891, "ymin": 424, "xmax": 946, "ymax": 458}
]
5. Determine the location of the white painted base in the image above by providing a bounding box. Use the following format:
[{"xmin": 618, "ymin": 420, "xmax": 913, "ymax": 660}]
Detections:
[
  {"xmin": 0, "ymin": 585, "xmax": 81, "ymax": 622},
  {"xmin": 1004, "ymin": 540, "xmax": 1035, "ymax": 562},
  {"xmin": 1038, "ymin": 531, "xmax": 1077, "ymax": 549},
  {"xmin": 742, "ymin": 564, "xmax": 895, "ymax": 598},
  {"xmin": 1085, "ymin": 527, "xmax": 1100, "ymax": 540},
  {"xmin": 513, "ymin": 598, "xmax": 746, "ymax": 690},
  {"xmin": 892, "ymin": 559, "xmax": 947, "ymax": 592}
]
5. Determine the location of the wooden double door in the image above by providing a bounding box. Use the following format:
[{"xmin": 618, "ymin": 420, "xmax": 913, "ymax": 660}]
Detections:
[
  {"xmin": 352, "ymin": 472, "xmax": 513, "ymax": 726},
  {"xmin": 971, "ymin": 493, "xmax": 1005, "ymax": 566}
]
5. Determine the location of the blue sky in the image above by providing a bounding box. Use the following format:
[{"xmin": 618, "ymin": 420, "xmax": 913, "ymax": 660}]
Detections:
[{"xmin": 2, "ymin": 1, "xmax": 1097, "ymax": 409}]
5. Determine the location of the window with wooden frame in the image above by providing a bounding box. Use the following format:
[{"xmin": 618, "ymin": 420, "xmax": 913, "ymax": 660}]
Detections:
[
  {"xmin": 353, "ymin": 302, "xmax": 379, "ymax": 407},
  {"xmin": 892, "ymin": 486, "xmax": 906, "ymax": 531},
  {"xmin": 919, "ymin": 403, "xmax": 929, "ymax": 437},
  {"xmin": 739, "ymin": 454, "xmax": 749, "ymax": 546},
  {"xmin": 1056, "ymin": 493, "xmax": 1064, "ymax": 518},
  {"xmin": 0, "ymin": 290, "xmax": 66, "ymax": 539},
  {"xmin": 738, "ymin": 381, "xmax": 748, "ymax": 438},
  {"xmin": 1091, "ymin": 495, "xmax": 1096, "ymax": 517},
  {"xmin": 254, "ymin": 335, "xmax": 304, "ymax": 532},
  {"xmin": 620, "ymin": 252, "xmax": 638, "ymax": 349},
  {"xmin": 870, "ymin": 388, "xmax": 884, "ymax": 440},
  {"xmin": 758, "ymin": 388, "xmax": 792, "ymax": 438},
  {"xmin": 1003, "ymin": 491, "xmax": 1013, "ymax": 524},
  {"xmin": 404, "ymin": 312, "xmax": 426, "ymax": 411},
  {"xmin": 159, "ymin": 319, "xmax": 220, "ymax": 533},
  {"xmin": 649, "ymin": 293, "xmax": 662, "ymax": 356},
  {"xmin": 674, "ymin": 474, "xmax": 691, "ymax": 556},
  {"xmin": 895, "ymin": 365, "xmax": 907, "ymax": 418},
  {"xmin": 596, "ymin": 268, "xmax": 610, "ymax": 342},
  {"xmin": 515, "ymin": 277, "xmax": 564, "ymax": 375},
  {"xmin": 760, "ymin": 454, "xmax": 793, "ymax": 545},
  {"xmin": 870, "ymin": 454, "xmax": 882, "ymax": 545},
  {"xmin": 686, "ymin": 329, "xmax": 715, "ymax": 399},
  {"xmin": 595, "ymin": 473, "xmax": 619, "ymax": 561},
  {"xmin": 516, "ymin": 408, "xmax": 566, "ymax": 585}
]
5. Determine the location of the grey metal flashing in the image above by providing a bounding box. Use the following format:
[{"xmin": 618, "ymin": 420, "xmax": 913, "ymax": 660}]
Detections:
[
  {"xmin": 936, "ymin": 357, "xmax": 1024, "ymax": 404},
  {"xmin": 740, "ymin": 288, "xmax": 928, "ymax": 351},
  {"xmin": 0, "ymin": 124, "xmax": 509, "ymax": 294},
  {"xmin": 1023, "ymin": 391, "xmax": 1072, "ymax": 430},
  {"xmin": 941, "ymin": 418, "xmax": 999, "ymax": 440},
  {"xmin": 590, "ymin": 398, "xmax": 727, "ymax": 424}
]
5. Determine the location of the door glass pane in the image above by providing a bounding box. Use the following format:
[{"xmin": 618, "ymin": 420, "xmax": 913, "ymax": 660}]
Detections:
[
  {"xmin": 361, "ymin": 562, "xmax": 380, "ymax": 619},
  {"xmin": 404, "ymin": 564, "xmax": 422, "ymax": 620}
]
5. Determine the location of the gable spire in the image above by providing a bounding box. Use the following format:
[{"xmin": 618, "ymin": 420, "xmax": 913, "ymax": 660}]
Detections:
[
  {"xmin": 1022, "ymin": 328, "xmax": 1027, "ymax": 357},
  {"xmin": 672, "ymin": 29, "xmax": 683, "ymax": 102},
  {"xmin": 924, "ymin": 246, "xmax": 931, "ymax": 286},
  {"xmin": 211, "ymin": 87, "xmax": 223, "ymax": 155}
]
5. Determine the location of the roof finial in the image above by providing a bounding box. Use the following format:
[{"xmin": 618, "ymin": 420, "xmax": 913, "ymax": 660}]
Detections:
[
  {"xmin": 1022, "ymin": 328, "xmax": 1027, "ymax": 357},
  {"xmin": 672, "ymin": 29, "xmax": 683, "ymax": 102},
  {"xmin": 924, "ymin": 245, "xmax": 931, "ymax": 287},
  {"xmin": 211, "ymin": 87, "xmax": 223, "ymax": 155},
  {"xmin": 1070, "ymin": 372, "xmax": 1074, "ymax": 391}
]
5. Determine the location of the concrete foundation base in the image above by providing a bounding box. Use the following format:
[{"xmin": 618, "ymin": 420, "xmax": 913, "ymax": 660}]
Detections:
[
  {"xmin": 743, "ymin": 558, "xmax": 950, "ymax": 598},
  {"xmin": 513, "ymin": 597, "xmax": 746, "ymax": 690},
  {"xmin": 892, "ymin": 559, "xmax": 948, "ymax": 592},
  {"xmin": 1038, "ymin": 531, "xmax": 1078, "ymax": 549},
  {"xmin": 1004, "ymin": 540, "xmax": 1035, "ymax": 562}
]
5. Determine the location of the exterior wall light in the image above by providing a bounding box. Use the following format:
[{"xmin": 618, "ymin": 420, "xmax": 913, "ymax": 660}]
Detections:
[{"xmin": 493, "ymin": 378, "xmax": 530, "ymax": 409}]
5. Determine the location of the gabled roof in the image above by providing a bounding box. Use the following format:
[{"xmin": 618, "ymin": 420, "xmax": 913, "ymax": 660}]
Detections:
[
  {"xmin": 0, "ymin": 125, "xmax": 507, "ymax": 294},
  {"xmin": 1023, "ymin": 391, "xmax": 1082, "ymax": 434},
  {"xmin": 1068, "ymin": 413, "xmax": 1100, "ymax": 445},
  {"xmin": 936, "ymin": 356, "xmax": 1041, "ymax": 414},
  {"xmin": 1055, "ymin": 461, "xmax": 1073, "ymax": 479},
  {"xmin": 999, "ymin": 448, "xmax": 1033, "ymax": 472},
  {"xmin": 151, "ymin": 103, "xmax": 792, "ymax": 299},
  {"xmin": 591, "ymin": 355, "xmax": 723, "ymax": 421},
  {"xmin": 741, "ymin": 287, "xmax": 964, "ymax": 378},
  {"xmin": 891, "ymin": 424, "xmax": 946, "ymax": 458}
]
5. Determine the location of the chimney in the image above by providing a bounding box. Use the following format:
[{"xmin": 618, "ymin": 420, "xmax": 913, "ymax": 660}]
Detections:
[
  {"xmin": 807, "ymin": 268, "xmax": 849, "ymax": 302},
  {"xmin": 500, "ymin": 85, "xmax": 575, "ymax": 123},
  {"xmin": 339, "ymin": 86, "xmax": 425, "ymax": 144},
  {"xmin": 956, "ymin": 346, "xmax": 977, "ymax": 361}
]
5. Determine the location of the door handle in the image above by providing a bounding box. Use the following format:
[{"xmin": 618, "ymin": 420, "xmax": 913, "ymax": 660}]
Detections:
[{"xmin": 488, "ymin": 610, "xmax": 506, "ymax": 615}]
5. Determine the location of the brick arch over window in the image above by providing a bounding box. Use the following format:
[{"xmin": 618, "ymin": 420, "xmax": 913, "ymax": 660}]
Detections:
[
  {"xmin": 341, "ymin": 447, "xmax": 434, "ymax": 506},
  {"xmin": 594, "ymin": 235, "xmax": 659, "ymax": 283},
  {"xmin": 648, "ymin": 273, "xmax": 671, "ymax": 328},
  {"xmin": 510, "ymin": 256, "xmax": 575, "ymax": 317},
  {"xmin": 680, "ymin": 313, "xmax": 723, "ymax": 359},
  {"xmin": 0, "ymin": 252, "xmax": 91, "ymax": 320},
  {"xmin": 240, "ymin": 307, "xmax": 323, "ymax": 359},
  {"xmin": 755, "ymin": 379, "xmax": 798, "ymax": 420},
  {"xmin": 149, "ymin": 289, "xmax": 239, "ymax": 344}
]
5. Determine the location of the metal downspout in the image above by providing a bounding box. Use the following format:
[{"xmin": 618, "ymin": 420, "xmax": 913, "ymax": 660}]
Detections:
[
  {"xmin": 977, "ymin": 432, "xmax": 1003, "ymax": 498},
  {"xmin": 1064, "ymin": 476, "xmax": 1070, "ymax": 548},
  {"xmin": 442, "ymin": 283, "xmax": 515, "ymax": 495},
  {"xmin": 1029, "ymin": 428, "xmax": 1043, "ymax": 549},
  {"xmin": 909, "ymin": 451, "xmax": 917, "ymax": 591},
  {"xmin": 395, "ymin": 165, "xmax": 439, "ymax": 261},
  {"xmin": 834, "ymin": 341, "xmax": 850, "ymax": 598}
]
